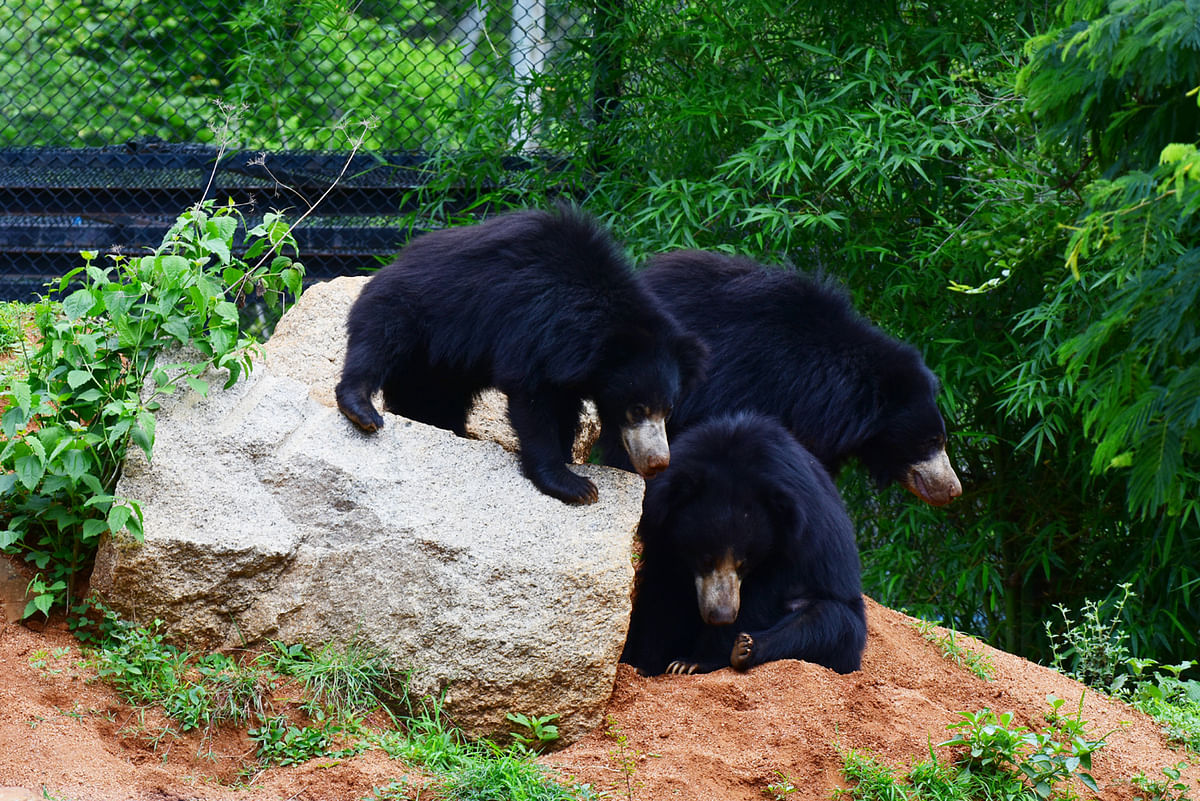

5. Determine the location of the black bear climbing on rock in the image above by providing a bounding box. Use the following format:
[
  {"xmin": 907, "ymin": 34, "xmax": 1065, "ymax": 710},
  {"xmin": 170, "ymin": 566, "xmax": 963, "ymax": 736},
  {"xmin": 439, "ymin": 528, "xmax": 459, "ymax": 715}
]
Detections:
[{"xmin": 336, "ymin": 206, "xmax": 707, "ymax": 505}]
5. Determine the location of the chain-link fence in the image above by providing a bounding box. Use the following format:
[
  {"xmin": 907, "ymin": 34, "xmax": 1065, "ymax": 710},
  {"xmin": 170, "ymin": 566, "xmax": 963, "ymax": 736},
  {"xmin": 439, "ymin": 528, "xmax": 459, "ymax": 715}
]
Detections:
[{"xmin": 0, "ymin": 0, "xmax": 604, "ymax": 299}]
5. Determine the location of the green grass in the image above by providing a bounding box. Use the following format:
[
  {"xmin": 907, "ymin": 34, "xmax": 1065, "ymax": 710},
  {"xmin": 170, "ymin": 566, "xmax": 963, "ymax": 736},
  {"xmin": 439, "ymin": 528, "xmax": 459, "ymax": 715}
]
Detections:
[
  {"xmin": 912, "ymin": 619, "xmax": 996, "ymax": 681},
  {"xmin": 80, "ymin": 605, "xmax": 594, "ymax": 799}
]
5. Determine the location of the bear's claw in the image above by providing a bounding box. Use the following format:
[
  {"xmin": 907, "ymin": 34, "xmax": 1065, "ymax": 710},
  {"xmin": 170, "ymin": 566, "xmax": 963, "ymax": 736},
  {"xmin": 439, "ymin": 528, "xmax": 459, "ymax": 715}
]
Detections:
[{"xmin": 730, "ymin": 633, "xmax": 754, "ymax": 671}]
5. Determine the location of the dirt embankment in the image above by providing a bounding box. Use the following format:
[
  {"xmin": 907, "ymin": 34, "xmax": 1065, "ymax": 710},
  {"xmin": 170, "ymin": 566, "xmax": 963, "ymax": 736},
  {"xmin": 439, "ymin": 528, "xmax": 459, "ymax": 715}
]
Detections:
[{"xmin": 0, "ymin": 598, "xmax": 1196, "ymax": 800}]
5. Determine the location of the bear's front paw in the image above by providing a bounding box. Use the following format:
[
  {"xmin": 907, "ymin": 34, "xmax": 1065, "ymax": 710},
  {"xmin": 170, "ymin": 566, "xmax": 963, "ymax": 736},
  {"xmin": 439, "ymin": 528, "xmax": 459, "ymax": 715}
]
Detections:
[
  {"xmin": 730, "ymin": 633, "xmax": 754, "ymax": 671},
  {"xmin": 337, "ymin": 401, "xmax": 384, "ymax": 433},
  {"xmin": 534, "ymin": 469, "xmax": 599, "ymax": 505},
  {"xmin": 665, "ymin": 660, "xmax": 699, "ymax": 675}
]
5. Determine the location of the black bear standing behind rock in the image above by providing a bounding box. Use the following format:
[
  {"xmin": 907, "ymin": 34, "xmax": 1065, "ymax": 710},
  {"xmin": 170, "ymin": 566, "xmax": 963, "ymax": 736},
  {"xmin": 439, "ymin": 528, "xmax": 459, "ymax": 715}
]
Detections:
[
  {"xmin": 335, "ymin": 206, "xmax": 707, "ymax": 505},
  {"xmin": 598, "ymin": 250, "xmax": 961, "ymax": 506},
  {"xmin": 622, "ymin": 412, "xmax": 867, "ymax": 675}
]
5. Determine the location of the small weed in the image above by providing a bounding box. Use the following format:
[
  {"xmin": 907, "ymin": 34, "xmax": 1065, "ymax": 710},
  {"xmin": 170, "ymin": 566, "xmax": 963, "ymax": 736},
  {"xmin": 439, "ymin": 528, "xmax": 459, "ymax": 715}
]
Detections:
[
  {"xmin": 507, "ymin": 711, "xmax": 561, "ymax": 752},
  {"xmin": 1044, "ymin": 585, "xmax": 1200, "ymax": 753},
  {"xmin": 605, "ymin": 715, "xmax": 642, "ymax": 801},
  {"xmin": 0, "ymin": 300, "xmax": 24, "ymax": 349},
  {"xmin": 764, "ymin": 769, "xmax": 799, "ymax": 799},
  {"xmin": 365, "ymin": 779, "xmax": 414, "ymax": 801},
  {"xmin": 84, "ymin": 607, "xmax": 596, "ymax": 798},
  {"xmin": 440, "ymin": 739, "xmax": 600, "ymax": 800},
  {"xmin": 248, "ymin": 714, "xmax": 359, "ymax": 766},
  {"xmin": 912, "ymin": 619, "xmax": 995, "ymax": 681},
  {"xmin": 1045, "ymin": 583, "xmax": 1133, "ymax": 689},
  {"xmin": 1130, "ymin": 762, "xmax": 1195, "ymax": 801}
]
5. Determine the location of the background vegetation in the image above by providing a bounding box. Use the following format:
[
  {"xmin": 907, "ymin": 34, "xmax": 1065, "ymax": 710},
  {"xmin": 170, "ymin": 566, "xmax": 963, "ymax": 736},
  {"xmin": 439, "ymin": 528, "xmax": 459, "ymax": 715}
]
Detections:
[{"xmin": 2, "ymin": 0, "xmax": 1198, "ymax": 677}]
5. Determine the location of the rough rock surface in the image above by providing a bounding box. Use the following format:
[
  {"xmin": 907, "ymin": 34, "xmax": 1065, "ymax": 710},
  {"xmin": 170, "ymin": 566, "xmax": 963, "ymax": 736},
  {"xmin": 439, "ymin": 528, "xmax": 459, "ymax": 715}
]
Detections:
[{"xmin": 90, "ymin": 278, "xmax": 644, "ymax": 744}]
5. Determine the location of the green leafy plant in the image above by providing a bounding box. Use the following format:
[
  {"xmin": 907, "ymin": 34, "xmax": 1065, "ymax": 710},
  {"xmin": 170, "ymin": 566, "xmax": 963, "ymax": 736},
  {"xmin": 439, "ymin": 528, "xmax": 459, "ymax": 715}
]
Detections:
[
  {"xmin": 604, "ymin": 715, "xmax": 642, "ymax": 801},
  {"xmin": 87, "ymin": 608, "xmax": 275, "ymax": 734},
  {"xmin": 940, "ymin": 696, "xmax": 1106, "ymax": 800},
  {"xmin": 839, "ymin": 697, "xmax": 1110, "ymax": 801},
  {"xmin": 365, "ymin": 780, "xmax": 415, "ymax": 801},
  {"xmin": 1124, "ymin": 659, "xmax": 1200, "ymax": 752},
  {"xmin": 506, "ymin": 712, "xmax": 561, "ymax": 752},
  {"xmin": 1130, "ymin": 762, "xmax": 1196, "ymax": 801},
  {"xmin": 1044, "ymin": 583, "xmax": 1134, "ymax": 689},
  {"xmin": 0, "ymin": 200, "xmax": 303, "ymax": 618},
  {"xmin": 248, "ymin": 713, "xmax": 356, "ymax": 766}
]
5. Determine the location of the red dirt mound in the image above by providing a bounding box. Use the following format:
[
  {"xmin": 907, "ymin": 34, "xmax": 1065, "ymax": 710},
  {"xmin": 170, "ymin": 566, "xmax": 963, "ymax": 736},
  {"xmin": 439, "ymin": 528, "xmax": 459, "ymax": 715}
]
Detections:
[{"xmin": 0, "ymin": 598, "xmax": 1195, "ymax": 800}]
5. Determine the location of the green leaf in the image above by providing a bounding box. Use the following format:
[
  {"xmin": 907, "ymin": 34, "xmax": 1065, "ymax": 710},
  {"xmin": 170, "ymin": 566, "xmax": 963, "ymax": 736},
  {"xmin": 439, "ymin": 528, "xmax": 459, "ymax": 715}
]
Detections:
[
  {"xmin": 0, "ymin": 527, "xmax": 19, "ymax": 549},
  {"xmin": 14, "ymin": 454, "xmax": 44, "ymax": 490},
  {"xmin": 281, "ymin": 267, "xmax": 303, "ymax": 297},
  {"xmin": 222, "ymin": 266, "xmax": 246, "ymax": 288},
  {"xmin": 185, "ymin": 377, "xmax": 209, "ymax": 397},
  {"xmin": 25, "ymin": 595, "xmax": 54, "ymax": 619},
  {"xmin": 215, "ymin": 300, "xmax": 239, "ymax": 323},
  {"xmin": 202, "ymin": 237, "xmax": 232, "ymax": 265},
  {"xmin": 58, "ymin": 449, "xmax": 90, "ymax": 482},
  {"xmin": 162, "ymin": 316, "xmax": 192, "ymax": 344},
  {"xmin": 62, "ymin": 288, "xmax": 95, "ymax": 320},
  {"xmin": 102, "ymin": 289, "xmax": 137, "ymax": 319},
  {"xmin": 131, "ymin": 410, "xmax": 156, "ymax": 458},
  {"xmin": 67, "ymin": 370, "xmax": 91, "ymax": 389},
  {"xmin": 82, "ymin": 519, "xmax": 109, "ymax": 541},
  {"xmin": 2, "ymin": 406, "xmax": 29, "ymax": 438},
  {"xmin": 207, "ymin": 213, "xmax": 238, "ymax": 243},
  {"xmin": 158, "ymin": 254, "xmax": 191, "ymax": 285},
  {"xmin": 9, "ymin": 379, "xmax": 31, "ymax": 413},
  {"xmin": 107, "ymin": 504, "xmax": 132, "ymax": 533}
]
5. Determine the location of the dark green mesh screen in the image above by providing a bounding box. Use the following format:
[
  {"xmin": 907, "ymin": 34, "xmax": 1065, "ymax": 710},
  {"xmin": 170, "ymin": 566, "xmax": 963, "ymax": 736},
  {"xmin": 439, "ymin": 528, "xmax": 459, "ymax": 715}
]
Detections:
[{"xmin": 0, "ymin": 0, "xmax": 602, "ymax": 298}]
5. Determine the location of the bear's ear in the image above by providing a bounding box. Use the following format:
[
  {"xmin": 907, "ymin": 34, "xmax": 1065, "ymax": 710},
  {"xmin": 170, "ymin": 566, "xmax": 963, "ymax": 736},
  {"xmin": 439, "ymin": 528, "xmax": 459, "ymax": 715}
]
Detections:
[{"xmin": 675, "ymin": 334, "xmax": 709, "ymax": 392}]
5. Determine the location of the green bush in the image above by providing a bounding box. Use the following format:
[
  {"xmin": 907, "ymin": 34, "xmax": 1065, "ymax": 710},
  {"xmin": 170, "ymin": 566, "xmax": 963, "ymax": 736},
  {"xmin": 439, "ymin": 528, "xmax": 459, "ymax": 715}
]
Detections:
[{"xmin": 0, "ymin": 201, "xmax": 303, "ymax": 617}]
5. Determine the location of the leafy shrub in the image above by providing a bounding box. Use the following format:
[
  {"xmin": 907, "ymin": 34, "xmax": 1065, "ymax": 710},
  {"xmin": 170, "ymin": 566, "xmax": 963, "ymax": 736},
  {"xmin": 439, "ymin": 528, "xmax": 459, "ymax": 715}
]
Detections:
[
  {"xmin": 838, "ymin": 697, "xmax": 1109, "ymax": 801},
  {"xmin": 0, "ymin": 200, "xmax": 303, "ymax": 617}
]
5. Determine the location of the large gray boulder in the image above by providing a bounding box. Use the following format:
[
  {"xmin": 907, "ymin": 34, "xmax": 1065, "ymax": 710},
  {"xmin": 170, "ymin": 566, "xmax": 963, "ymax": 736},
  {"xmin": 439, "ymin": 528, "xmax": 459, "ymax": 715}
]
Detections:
[{"xmin": 91, "ymin": 278, "xmax": 643, "ymax": 744}]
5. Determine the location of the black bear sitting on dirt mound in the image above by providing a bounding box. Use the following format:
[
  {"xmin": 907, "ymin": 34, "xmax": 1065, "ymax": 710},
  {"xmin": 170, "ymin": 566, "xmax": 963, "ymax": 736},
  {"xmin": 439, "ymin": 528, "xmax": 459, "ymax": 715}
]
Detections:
[
  {"xmin": 596, "ymin": 250, "xmax": 961, "ymax": 506},
  {"xmin": 335, "ymin": 206, "xmax": 707, "ymax": 505},
  {"xmin": 622, "ymin": 412, "xmax": 868, "ymax": 675}
]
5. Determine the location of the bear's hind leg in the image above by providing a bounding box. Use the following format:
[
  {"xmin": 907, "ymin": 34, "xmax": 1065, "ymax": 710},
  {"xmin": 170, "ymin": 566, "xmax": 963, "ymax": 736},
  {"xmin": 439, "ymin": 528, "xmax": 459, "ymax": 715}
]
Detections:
[{"xmin": 336, "ymin": 341, "xmax": 391, "ymax": 432}]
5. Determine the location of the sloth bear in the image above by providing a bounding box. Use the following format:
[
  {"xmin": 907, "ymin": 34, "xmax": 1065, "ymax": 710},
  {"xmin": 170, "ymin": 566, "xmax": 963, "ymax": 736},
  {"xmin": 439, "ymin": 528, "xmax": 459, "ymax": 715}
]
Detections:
[
  {"xmin": 622, "ymin": 412, "xmax": 868, "ymax": 675},
  {"xmin": 335, "ymin": 206, "xmax": 707, "ymax": 505},
  {"xmin": 598, "ymin": 250, "xmax": 961, "ymax": 506}
]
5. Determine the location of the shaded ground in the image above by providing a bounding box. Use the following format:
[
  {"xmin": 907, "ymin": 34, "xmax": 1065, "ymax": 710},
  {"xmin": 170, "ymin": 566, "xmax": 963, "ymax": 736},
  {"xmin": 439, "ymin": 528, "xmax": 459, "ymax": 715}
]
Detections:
[{"xmin": 0, "ymin": 597, "xmax": 1196, "ymax": 800}]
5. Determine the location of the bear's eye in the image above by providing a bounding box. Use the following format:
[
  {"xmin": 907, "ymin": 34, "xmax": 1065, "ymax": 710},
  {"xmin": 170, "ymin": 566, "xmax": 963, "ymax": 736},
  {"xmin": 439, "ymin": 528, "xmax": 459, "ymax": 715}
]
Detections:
[{"xmin": 627, "ymin": 405, "xmax": 649, "ymax": 424}]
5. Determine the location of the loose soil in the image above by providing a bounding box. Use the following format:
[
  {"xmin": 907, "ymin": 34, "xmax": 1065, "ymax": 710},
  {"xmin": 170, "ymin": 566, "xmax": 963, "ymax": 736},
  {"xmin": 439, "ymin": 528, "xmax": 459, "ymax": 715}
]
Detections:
[{"xmin": 0, "ymin": 597, "xmax": 1196, "ymax": 801}]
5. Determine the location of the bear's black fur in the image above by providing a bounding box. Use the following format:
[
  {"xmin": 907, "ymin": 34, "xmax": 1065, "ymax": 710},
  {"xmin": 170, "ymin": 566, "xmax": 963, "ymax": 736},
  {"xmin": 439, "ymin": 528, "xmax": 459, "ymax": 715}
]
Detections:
[
  {"xmin": 622, "ymin": 412, "xmax": 867, "ymax": 675},
  {"xmin": 335, "ymin": 206, "xmax": 707, "ymax": 505},
  {"xmin": 597, "ymin": 250, "xmax": 961, "ymax": 506}
]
